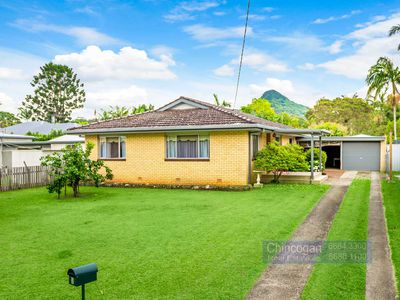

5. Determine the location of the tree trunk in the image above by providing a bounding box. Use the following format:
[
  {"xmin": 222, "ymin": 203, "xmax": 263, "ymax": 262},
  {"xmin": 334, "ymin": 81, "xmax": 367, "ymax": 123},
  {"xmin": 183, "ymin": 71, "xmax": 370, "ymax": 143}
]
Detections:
[{"xmin": 394, "ymin": 104, "xmax": 397, "ymax": 141}]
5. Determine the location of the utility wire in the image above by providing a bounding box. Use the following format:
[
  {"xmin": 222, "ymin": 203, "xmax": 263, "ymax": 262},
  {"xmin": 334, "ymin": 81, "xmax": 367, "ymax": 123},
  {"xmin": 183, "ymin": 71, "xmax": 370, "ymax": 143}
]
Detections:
[{"xmin": 233, "ymin": 0, "xmax": 251, "ymax": 109}]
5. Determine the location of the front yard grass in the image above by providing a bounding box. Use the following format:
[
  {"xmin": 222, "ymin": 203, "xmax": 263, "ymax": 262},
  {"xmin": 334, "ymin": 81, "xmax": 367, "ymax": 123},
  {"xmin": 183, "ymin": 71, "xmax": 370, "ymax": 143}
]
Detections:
[
  {"xmin": 301, "ymin": 179, "xmax": 371, "ymax": 299},
  {"xmin": 0, "ymin": 185, "xmax": 328, "ymax": 299},
  {"xmin": 382, "ymin": 175, "xmax": 400, "ymax": 294}
]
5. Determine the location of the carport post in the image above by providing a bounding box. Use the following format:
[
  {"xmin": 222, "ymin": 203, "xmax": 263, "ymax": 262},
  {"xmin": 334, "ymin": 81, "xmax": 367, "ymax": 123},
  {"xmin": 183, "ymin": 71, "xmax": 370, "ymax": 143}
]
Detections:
[
  {"xmin": 319, "ymin": 135, "xmax": 322, "ymax": 172},
  {"xmin": 310, "ymin": 134, "xmax": 314, "ymax": 183}
]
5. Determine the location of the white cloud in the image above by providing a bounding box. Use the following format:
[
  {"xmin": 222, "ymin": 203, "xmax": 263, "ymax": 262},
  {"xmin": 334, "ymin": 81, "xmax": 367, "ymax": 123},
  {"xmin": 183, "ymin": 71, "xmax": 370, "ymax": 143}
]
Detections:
[
  {"xmin": 328, "ymin": 40, "xmax": 343, "ymax": 54},
  {"xmin": 0, "ymin": 67, "xmax": 27, "ymax": 80},
  {"xmin": 0, "ymin": 92, "xmax": 16, "ymax": 112},
  {"xmin": 313, "ymin": 10, "xmax": 361, "ymax": 24},
  {"xmin": 213, "ymin": 11, "xmax": 226, "ymax": 16},
  {"xmin": 183, "ymin": 24, "xmax": 253, "ymax": 41},
  {"xmin": 214, "ymin": 50, "xmax": 290, "ymax": 76},
  {"xmin": 250, "ymin": 78, "xmax": 294, "ymax": 96},
  {"xmin": 75, "ymin": 6, "xmax": 99, "ymax": 17},
  {"xmin": 164, "ymin": 1, "xmax": 221, "ymax": 22},
  {"xmin": 266, "ymin": 32, "xmax": 325, "ymax": 52},
  {"xmin": 355, "ymin": 15, "xmax": 386, "ymax": 28},
  {"xmin": 85, "ymin": 85, "xmax": 148, "ymax": 110},
  {"xmin": 12, "ymin": 19, "xmax": 119, "ymax": 46},
  {"xmin": 297, "ymin": 63, "xmax": 316, "ymax": 70},
  {"xmin": 213, "ymin": 64, "xmax": 234, "ymax": 77},
  {"xmin": 53, "ymin": 45, "xmax": 177, "ymax": 81},
  {"xmin": 318, "ymin": 13, "xmax": 400, "ymax": 79},
  {"xmin": 262, "ymin": 7, "xmax": 274, "ymax": 12}
]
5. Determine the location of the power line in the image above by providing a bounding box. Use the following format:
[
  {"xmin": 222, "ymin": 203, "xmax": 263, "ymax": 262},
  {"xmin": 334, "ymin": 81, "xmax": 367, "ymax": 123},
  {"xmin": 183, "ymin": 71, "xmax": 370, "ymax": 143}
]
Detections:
[{"xmin": 233, "ymin": 0, "xmax": 251, "ymax": 109}]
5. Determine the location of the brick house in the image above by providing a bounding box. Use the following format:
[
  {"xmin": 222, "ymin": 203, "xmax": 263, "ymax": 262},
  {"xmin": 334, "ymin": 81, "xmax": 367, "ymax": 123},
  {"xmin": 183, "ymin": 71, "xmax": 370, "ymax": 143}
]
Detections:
[{"xmin": 67, "ymin": 97, "xmax": 329, "ymax": 187}]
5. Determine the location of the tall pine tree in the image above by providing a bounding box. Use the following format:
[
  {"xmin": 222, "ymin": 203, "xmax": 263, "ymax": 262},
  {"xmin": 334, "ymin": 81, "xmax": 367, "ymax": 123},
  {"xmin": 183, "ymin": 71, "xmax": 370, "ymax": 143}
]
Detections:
[{"xmin": 21, "ymin": 63, "xmax": 86, "ymax": 122}]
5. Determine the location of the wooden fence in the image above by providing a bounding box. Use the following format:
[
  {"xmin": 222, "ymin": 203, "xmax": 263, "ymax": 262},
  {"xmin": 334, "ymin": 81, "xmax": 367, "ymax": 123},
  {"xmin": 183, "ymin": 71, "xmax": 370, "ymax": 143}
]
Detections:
[{"xmin": 0, "ymin": 166, "xmax": 51, "ymax": 191}]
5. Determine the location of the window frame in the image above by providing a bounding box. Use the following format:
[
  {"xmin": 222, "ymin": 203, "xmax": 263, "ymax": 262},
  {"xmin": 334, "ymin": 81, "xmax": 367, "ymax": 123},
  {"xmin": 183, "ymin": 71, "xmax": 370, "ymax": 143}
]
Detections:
[
  {"xmin": 251, "ymin": 133, "xmax": 260, "ymax": 160},
  {"xmin": 99, "ymin": 136, "xmax": 126, "ymax": 160},
  {"xmin": 165, "ymin": 133, "xmax": 210, "ymax": 161}
]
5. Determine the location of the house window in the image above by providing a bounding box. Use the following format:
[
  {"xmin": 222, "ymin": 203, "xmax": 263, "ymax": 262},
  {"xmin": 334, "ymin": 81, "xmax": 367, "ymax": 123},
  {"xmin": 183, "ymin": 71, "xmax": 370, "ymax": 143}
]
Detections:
[
  {"xmin": 275, "ymin": 135, "xmax": 281, "ymax": 144},
  {"xmin": 166, "ymin": 134, "xmax": 209, "ymax": 159},
  {"xmin": 99, "ymin": 136, "xmax": 126, "ymax": 159},
  {"xmin": 251, "ymin": 134, "xmax": 259, "ymax": 159},
  {"xmin": 289, "ymin": 138, "xmax": 294, "ymax": 144}
]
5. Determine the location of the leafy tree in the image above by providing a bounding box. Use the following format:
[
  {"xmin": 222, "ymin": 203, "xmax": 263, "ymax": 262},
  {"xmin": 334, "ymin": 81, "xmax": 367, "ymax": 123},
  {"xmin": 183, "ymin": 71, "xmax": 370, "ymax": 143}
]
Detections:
[
  {"xmin": 241, "ymin": 98, "xmax": 278, "ymax": 120},
  {"xmin": 305, "ymin": 148, "xmax": 327, "ymax": 171},
  {"xmin": 41, "ymin": 143, "xmax": 113, "ymax": 198},
  {"xmin": 242, "ymin": 98, "xmax": 308, "ymax": 128},
  {"xmin": 20, "ymin": 62, "xmax": 86, "ymax": 123},
  {"xmin": 306, "ymin": 96, "xmax": 375, "ymax": 135},
  {"xmin": 254, "ymin": 142, "xmax": 309, "ymax": 183},
  {"xmin": 99, "ymin": 104, "xmax": 154, "ymax": 121},
  {"xmin": 213, "ymin": 94, "xmax": 231, "ymax": 108},
  {"xmin": 26, "ymin": 129, "xmax": 64, "ymax": 141},
  {"xmin": 0, "ymin": 111, "xmax": 20, "ymax": 128},
  {"xmin": 366, "ymin": 57, "xmax": 400, "ymax": 140},
  {"xmin": 131, "ymin": 104, "xmax": 154, "ymax": 114},
  {"xmin": 17, "ymin": 107, "xmax": 33, "ymax": 121},
  {"xmin": 312, "ymin": 122, "xmax": 348, "ymax": 136},
  {"xmin": 389, "ymin": 25, "xmax": 400, "ymax": 51}
]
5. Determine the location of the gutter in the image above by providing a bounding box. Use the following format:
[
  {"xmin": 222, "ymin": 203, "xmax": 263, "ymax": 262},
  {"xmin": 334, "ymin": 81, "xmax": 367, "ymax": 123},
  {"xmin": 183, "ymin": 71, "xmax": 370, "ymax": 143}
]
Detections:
[{"xmin": 67, "ymin": 123, "xmax": 330, "ymax": 136}]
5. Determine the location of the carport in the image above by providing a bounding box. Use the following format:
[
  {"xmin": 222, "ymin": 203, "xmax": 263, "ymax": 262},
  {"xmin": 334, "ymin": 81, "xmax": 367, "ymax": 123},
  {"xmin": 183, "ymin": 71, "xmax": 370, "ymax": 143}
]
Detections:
[{"xmin": 298, "ymin": 135, "xmax": 386, "ymax": 172}]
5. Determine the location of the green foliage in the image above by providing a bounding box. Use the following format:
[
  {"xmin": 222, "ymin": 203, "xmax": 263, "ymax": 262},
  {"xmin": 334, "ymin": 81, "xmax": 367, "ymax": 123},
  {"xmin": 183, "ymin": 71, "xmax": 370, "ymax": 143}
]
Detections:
[
  {"xmin": 241, "ymin": 98, "xmax": 308, "ymax": 128},
  {"xmin": 312, "ymin": 122, "xmax": 348, "ymax": 136},
  {"xmin": 366, "ymin": 56, "xmax": 400, "ymax": 139},
  {"xmin": 20, "ymin": 62, "xmax": 86, "ymax": 123},
  {"xmin": 261, "ymin": 89, "xmax": 309, "ymax": 117},
  {"xmin": 26, "ymin": 129, "xmax": 64, "ymax": 141},
  {"xmin": 41, "ymin": 143, "xmax": 113, "ymax": 198},
  {"xmin": 306, "ymin": 96, "xmax": 378, "ymax": 135},
  {"xmin": 254, "ymin": 142, "xmax": 309, "ymax": 182},
  {"xmin": 99, "ymin": 104, "xmax": 154, "ymax": 120},
  {"xmin": 0, "ymin": 111, "xmax": 20, "ymax": 128},
  {"xmin": 305, "ymin": 148, "xmax": 328, "ymax": 171},
  {"xmin": 213, "ymin": 94, "xmax": 231, "ymax": 107},
  {"xmin": 241, "ymin": 98, "xmax": 278, "ymax": 120},
  {"xmin": 71, "ymin": 117, "xmax": 90, "ymax": 125}
]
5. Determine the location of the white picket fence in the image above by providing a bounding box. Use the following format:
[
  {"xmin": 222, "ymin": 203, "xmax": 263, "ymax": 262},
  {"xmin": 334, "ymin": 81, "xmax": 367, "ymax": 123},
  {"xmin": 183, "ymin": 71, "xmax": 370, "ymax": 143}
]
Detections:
[
  {"xmin": 0, "ymin": 166, "xmax": 51, "ymax": 191},
  {"xmin": 386, "ymin": 144, "xmax": 400, "ymax": 172}
]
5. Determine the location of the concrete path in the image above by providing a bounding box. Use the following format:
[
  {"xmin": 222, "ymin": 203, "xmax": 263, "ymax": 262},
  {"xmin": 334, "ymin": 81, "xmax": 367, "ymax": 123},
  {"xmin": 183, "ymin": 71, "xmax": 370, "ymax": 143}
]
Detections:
[
  {"xmin": 366, "ymin": 172, "xmax": 397, "ymax": 300},
  {"xmin": 246, "ymin": 171, "xmax": 356, "ymax": 300}
]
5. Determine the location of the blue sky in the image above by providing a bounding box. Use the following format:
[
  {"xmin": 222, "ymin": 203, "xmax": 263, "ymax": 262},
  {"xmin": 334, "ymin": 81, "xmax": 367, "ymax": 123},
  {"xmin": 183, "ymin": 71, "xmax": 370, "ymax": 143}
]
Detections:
[{"xmin": 0, "ymin": 0, "xmax": 400, "ymax": 118}]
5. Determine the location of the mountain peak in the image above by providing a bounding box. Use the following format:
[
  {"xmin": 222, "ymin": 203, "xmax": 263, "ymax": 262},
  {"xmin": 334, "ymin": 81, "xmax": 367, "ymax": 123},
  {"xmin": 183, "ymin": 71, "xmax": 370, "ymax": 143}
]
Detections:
[{"xmin": 260, "ymin": 90, "xmax": 308, "ymax": 117}]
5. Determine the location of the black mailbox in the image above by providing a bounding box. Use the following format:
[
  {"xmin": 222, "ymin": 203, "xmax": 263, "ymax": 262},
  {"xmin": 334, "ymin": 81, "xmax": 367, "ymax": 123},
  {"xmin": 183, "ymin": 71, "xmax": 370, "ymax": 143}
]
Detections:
[{"xmin": 67, "ymin": 263, "xmax": 98, "ymax": 286}]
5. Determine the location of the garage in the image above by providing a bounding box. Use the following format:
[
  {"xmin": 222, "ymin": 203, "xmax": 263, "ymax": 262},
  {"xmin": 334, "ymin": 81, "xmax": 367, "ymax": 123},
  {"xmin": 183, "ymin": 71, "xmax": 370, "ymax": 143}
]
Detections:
[
  {"xmin": 342, "ymin": 141, "xmax": 381, "ymax": 171},
  {"xmin": 299, "ymin": 135, "xmax": 385, "ymax": 172}
]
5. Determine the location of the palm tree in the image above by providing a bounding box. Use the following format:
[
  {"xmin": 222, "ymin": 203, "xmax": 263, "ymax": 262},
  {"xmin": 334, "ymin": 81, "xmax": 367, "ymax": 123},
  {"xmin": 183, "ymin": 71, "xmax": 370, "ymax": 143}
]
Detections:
[
  {"xmin": 131, "ymin": 104, "xmax": 154, "ymax": 114},
  {"xmin": 213, "ymin": 94, "xmax": 231, "ymax": 108},
  {"xmin": 389, "ymin": 25, "xmax": 400, "ymax": 50},
  {"xmin": 366, "ymin": 57, "xmax": 400, "ymax": 140}
]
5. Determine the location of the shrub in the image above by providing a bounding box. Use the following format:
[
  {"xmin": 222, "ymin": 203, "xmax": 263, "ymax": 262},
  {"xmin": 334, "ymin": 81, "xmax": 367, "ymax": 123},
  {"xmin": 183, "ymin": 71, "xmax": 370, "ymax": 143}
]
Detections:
[
  {"xmin": 255, "ymin": 142, "xmax": 309, "ymax": 183},
  {"xmin": 305, "ymin": 148, "xmax": 327, "ymax": 171}
]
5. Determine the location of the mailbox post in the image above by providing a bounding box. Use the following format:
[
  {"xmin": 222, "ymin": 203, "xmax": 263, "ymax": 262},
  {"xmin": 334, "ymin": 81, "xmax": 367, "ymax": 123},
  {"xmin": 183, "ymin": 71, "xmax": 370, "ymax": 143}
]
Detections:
[{"xmin": 67, "ymin": 263, "xmax": 98, "ymax": 300}]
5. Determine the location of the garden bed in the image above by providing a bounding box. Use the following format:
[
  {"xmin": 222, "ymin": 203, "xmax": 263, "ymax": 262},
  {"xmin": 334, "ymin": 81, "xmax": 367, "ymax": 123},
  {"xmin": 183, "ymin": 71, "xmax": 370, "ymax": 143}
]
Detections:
[{"xmin": 261, "ymin": 172, "xmax": 328, "ymax": 184}]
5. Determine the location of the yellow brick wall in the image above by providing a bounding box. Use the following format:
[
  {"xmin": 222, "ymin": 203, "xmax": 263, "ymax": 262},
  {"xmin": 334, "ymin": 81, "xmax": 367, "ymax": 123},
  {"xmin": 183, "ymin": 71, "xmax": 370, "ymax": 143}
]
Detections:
[{"xmin": 85, "ymin": 131, "xmax": 250, "ymax": 186}]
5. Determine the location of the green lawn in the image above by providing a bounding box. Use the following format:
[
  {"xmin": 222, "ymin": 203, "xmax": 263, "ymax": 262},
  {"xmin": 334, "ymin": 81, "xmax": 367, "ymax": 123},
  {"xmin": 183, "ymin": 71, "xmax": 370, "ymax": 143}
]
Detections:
[
  {"xmin": 382, "ymin": 175, "xmax": 400, "ymax": 294},
  {"xmin": 0, "ymin": 185, "xmax": 328, "ymax": 299},
  {"xmin": 301, "ymin": 179, "xmax": 371, "ymax": 300}
]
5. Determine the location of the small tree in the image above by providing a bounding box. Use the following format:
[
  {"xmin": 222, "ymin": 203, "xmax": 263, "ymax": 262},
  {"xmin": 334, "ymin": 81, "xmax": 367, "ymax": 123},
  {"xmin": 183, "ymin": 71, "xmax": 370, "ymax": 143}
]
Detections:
[{"xmin": 41, "ymin": 143, "xmax": 113, "ymax": 198}]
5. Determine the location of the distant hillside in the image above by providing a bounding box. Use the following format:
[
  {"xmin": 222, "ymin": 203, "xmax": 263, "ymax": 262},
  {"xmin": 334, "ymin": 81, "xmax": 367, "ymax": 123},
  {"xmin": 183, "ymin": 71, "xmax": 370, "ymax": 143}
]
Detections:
[{"xmin": 261, "ymin": 90, "xmax": 308, "ymax": 117}]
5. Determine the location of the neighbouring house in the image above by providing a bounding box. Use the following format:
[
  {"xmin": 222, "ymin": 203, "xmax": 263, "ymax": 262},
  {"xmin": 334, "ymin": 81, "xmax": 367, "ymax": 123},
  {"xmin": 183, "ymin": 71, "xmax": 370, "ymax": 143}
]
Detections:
[
  {"xmin": 0, "ymin": 132, "xmax": 84, "ymax": 168},
  {"xmin": 67, "ymin": 96, "xmax": 330, "ymax": 187},
  {"xmin": 1, "ymin": 121, "xmax": 79, "ymax": 135}
]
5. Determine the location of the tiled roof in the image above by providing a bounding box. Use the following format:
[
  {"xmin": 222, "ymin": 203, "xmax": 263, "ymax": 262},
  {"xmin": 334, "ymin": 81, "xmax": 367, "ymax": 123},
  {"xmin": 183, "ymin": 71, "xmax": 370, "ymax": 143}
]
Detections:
[
  {"xmin": 2, "ymin": 121, "xmax": 79, "ymax": 135},
  {"xmin": 69, "ymin": 96, "xmax": 293, "ymax": 132}
]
